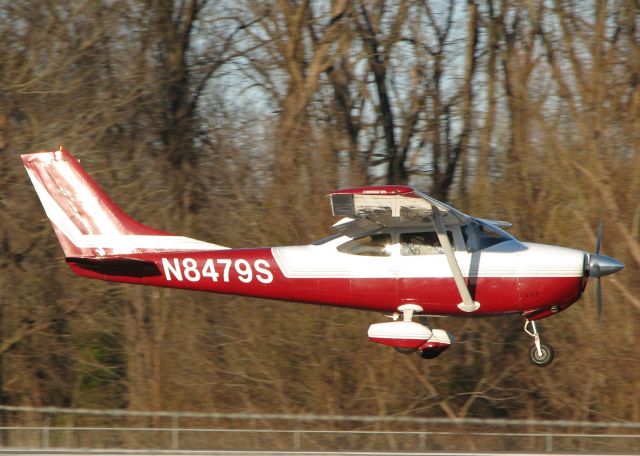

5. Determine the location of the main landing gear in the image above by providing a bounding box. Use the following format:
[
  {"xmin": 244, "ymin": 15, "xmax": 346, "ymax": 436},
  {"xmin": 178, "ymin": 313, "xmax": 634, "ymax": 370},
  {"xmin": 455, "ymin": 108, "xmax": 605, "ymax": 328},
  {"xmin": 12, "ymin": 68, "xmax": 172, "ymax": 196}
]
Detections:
[
  {"xmin": 524, "ymin": 320, "xmax": 554, "ymax": 367},
  {"xmin": 367, "ymin": 304, "xmax": 455, "ymax": 359}
]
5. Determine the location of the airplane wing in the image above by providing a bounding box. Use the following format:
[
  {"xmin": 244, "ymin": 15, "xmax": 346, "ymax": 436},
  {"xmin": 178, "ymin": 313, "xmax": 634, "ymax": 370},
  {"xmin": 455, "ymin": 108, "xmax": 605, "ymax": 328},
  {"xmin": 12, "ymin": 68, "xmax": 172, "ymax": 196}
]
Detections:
[
  {"xmin": 329, "ymin": 185, "xmax": 479, "ymax": 312},
  {"xmin": 329, "ymin": 185, "xmax": 470, "ymax": 229}
]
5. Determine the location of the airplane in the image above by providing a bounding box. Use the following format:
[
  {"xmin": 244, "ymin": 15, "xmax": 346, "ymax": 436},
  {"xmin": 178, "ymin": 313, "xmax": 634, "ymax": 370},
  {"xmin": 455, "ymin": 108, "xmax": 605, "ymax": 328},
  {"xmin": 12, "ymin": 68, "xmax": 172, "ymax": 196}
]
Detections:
[{"xmin": 21, "ymin": 147, "xmax": 625, "ymax": 367}]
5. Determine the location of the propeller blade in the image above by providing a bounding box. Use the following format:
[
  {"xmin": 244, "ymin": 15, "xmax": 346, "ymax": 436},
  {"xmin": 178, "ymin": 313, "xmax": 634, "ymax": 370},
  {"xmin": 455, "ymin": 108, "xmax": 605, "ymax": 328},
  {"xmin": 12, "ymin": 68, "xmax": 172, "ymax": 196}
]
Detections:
[
  {"xmin": 595, "ymin": 213, "xmax": 603, "ymax": 255},
  {"xmin": 590, "ymin": 213, "xmax": 619, "ymax": 325},
  {"xmin": 595, "ymin": 215, "xmax": 602, "ymax": 323},
  {"xmin": 595, "ymin": 277, "xmax": 603, "ymax": 324}
]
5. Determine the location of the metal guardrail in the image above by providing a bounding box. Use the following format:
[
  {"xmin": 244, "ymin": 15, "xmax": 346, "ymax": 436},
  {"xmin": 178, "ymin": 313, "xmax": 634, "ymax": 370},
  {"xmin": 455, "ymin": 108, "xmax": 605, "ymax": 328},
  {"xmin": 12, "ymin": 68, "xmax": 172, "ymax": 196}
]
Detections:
[
  {"xmin": 1, "ymin": 426, "xmax": 640, "ymax": 452},
  {"xmin": 1, "ymin": 405, "xmax": 639, "ymax": 453},
  {"xmin": 2, "ymin": 405, "xmax": 640, "ymax": 428}
]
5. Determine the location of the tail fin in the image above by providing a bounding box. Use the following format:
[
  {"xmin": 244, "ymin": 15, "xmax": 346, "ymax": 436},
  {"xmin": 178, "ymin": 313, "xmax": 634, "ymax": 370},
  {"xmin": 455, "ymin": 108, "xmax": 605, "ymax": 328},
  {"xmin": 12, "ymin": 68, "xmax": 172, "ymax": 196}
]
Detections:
[{"xmin": 22, "ymin": 147, "xmax": 225, "ymax": 257}]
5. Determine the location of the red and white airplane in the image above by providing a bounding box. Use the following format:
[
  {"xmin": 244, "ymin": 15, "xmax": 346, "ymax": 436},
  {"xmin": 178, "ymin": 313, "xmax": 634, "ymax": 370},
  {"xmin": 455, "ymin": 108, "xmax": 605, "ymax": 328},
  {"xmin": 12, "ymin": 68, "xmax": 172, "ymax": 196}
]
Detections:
[{"xmin": 22, "ymin": 148, "xmax": 624, "ymax": 366}]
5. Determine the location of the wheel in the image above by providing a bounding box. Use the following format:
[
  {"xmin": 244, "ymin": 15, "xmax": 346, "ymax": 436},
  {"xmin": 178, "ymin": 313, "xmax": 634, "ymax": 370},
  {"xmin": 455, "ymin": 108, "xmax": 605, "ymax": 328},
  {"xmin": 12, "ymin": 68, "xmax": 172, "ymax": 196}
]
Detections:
[
  {"xmin": 420, "ymin": 346, "xmax": 447, "ymax": 359},
  {"xmin": 529, "ymin": 342, "xmax": 554, "ymax": 367}
]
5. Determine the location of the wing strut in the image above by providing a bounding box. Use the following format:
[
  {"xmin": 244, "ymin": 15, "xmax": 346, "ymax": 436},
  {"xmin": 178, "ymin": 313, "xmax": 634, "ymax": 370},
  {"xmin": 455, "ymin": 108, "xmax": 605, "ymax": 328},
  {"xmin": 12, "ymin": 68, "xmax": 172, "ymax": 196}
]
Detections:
[{"xmin": 431, "ymin": 206, "xmax": 480, "ymax": 313}]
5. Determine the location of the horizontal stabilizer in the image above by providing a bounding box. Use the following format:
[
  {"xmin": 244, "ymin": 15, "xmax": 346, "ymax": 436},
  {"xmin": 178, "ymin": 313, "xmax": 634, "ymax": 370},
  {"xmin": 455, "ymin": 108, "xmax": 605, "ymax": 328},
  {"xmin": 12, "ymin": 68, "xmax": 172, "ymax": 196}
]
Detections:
[{"xmin": 66, "ymin": 257, "xmax": 162, "ymax": 278}]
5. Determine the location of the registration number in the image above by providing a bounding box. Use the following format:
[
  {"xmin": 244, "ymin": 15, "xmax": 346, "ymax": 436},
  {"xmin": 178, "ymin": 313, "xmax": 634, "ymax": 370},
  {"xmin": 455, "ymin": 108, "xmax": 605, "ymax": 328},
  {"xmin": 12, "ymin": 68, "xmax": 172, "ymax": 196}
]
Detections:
[{"xmin": 161, "ymin": 258, "xmax": 273, "ymax": 284}]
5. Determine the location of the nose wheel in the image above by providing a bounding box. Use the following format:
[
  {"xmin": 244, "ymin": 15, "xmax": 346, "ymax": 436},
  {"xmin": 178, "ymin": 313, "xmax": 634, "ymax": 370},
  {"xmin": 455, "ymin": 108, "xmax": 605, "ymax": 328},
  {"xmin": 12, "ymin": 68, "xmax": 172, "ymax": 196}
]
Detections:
[{"xmin": 524, "ymin": 320, "xmax": 554, "ymax": 367}]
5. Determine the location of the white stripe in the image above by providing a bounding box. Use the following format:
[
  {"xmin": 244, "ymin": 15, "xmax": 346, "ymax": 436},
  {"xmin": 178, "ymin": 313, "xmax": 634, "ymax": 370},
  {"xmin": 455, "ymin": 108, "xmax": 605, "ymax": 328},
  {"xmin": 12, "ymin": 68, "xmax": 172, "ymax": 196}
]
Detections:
[
  {"xmin": 272, "ymin": 243, "xmax": 584, "ymax": 279},
  {"xmin": 272, "ymin": 247, "xmax": 350, "ymax": 278}
]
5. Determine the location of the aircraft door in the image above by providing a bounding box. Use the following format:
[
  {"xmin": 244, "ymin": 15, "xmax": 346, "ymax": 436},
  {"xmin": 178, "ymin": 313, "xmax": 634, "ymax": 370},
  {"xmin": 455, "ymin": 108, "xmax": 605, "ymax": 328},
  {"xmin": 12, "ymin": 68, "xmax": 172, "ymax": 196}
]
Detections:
[
  {"xmin": 396, "ymin": 228, "xmax": 471, "ymax": 313},
  {"xmin": 335, "ymin": 232, "xmax": 398, "ymax": 311}
]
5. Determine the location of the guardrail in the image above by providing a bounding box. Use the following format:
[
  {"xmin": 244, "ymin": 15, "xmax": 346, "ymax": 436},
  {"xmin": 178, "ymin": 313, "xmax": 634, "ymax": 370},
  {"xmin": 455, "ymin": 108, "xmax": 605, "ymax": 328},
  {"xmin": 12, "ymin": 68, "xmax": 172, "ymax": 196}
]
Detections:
[{"xmin": 1, "ymin": 405, "xmax": 639, "ymax": 453}]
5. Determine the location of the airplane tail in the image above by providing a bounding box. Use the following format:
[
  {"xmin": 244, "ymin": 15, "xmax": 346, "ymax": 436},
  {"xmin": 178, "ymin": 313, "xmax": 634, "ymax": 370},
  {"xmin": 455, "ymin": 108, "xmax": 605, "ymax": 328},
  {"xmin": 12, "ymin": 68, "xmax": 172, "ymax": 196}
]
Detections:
[{"xmin": 22, "ymin": 147, "xmax": 225, "ymax": 258}]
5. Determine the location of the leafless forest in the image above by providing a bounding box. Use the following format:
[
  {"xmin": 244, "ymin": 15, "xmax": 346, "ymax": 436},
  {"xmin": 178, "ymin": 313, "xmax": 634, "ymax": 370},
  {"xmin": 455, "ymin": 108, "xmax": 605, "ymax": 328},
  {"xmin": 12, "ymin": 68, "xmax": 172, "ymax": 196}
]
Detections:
[{"xmin": 0, "ymin": 0, "xmax": 639, "ymax": 426}]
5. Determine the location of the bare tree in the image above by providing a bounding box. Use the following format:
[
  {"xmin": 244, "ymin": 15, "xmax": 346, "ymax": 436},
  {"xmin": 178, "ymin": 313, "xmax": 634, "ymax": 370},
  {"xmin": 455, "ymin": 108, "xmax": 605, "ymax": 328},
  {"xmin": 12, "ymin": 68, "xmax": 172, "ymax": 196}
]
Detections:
[{"xmin": 1, "ymin": 0, "xmax": 639, "ymax": 431}]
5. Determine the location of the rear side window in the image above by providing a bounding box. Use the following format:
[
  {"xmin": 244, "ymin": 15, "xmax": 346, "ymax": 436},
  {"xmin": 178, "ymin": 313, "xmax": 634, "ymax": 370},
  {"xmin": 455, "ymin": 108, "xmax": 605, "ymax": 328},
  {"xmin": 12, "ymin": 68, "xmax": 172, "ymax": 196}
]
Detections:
[{"xmin": 337, "ymin": 233, "xmax": 392, "ymax": 256}]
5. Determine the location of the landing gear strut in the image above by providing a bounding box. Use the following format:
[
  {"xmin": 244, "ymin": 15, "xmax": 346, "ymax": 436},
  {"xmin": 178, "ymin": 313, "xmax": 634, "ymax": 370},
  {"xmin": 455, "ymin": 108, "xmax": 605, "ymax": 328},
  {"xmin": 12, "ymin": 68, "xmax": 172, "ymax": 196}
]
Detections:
[{"xmin": 524, "ymin": 320, "xmax": 554, "ymax": 367}]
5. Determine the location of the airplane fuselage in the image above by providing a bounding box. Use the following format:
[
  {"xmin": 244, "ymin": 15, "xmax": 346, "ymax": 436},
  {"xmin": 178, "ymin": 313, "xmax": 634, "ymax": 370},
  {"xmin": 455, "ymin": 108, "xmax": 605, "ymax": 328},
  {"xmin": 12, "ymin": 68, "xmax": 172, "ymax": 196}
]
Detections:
[
  {"xmin": 23, "ymin": 149, "xmax": 624, "ymax": 366},
  {"xmin": 67, "ymin": 238, "xmax": 586, "ymax": 319}
]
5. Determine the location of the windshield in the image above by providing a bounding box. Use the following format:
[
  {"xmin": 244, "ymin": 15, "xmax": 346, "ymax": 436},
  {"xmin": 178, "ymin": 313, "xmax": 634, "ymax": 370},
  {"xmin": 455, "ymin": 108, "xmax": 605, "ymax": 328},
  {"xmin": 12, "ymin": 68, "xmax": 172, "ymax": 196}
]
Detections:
[{"xmin": 464, "ymin": 219, "xmax": 514, "ymax": 252}]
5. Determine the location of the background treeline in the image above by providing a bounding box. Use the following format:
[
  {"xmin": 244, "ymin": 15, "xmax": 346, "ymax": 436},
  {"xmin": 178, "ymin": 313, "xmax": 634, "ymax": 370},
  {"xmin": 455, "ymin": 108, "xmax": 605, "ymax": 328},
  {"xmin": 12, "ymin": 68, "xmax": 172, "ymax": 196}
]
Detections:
[{"xmin": 0, "ymin": 0, "xmax": 639, "ymax": 424}]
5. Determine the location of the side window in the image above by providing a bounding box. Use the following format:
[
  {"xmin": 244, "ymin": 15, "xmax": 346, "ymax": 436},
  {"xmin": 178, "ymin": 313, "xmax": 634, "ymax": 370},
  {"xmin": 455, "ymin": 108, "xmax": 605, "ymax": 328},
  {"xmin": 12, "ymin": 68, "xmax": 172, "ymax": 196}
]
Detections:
[
  {"xmin": 337, "ymin": 233, "xmax": 392, "ymax": 256},
  {"xmin": 401, "ymin": 232, "xmax": 445, "ymax": 255}
]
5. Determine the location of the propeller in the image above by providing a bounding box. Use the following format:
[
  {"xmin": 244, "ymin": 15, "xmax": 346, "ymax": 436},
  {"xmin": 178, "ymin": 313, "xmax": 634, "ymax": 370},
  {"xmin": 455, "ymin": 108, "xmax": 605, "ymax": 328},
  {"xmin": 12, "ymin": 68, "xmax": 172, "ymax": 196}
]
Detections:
[
  {"xmin": 587, "ymin": 215, "xmax": 624, "ymax": 323},
  {"xmin": 595, "ymin": 216, "xmax": 603, "ymax": 322}
]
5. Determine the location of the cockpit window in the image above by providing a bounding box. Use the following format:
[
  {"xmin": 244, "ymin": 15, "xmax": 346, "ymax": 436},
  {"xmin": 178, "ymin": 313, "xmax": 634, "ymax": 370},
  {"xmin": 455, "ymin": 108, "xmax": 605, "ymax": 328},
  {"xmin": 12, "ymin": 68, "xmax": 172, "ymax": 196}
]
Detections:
[
  {"xmin": 464, "ymin": 220, "xmax": 513, "ymax": 251},
  {"xmin": 400, "ymin": 231, "xmax": 448, "ymax": 255},
  {"xmin": 337, "ymin": 233, "xmax": 392, "ymax": 256}
]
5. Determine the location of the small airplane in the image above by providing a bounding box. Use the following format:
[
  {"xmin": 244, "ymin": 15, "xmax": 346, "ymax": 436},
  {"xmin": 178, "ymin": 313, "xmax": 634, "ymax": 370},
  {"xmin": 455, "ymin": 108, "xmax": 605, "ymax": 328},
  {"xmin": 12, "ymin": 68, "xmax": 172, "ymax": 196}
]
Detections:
[{"xmin": 22, "ymin": 147, "xmax": 624, "ymax": 367}]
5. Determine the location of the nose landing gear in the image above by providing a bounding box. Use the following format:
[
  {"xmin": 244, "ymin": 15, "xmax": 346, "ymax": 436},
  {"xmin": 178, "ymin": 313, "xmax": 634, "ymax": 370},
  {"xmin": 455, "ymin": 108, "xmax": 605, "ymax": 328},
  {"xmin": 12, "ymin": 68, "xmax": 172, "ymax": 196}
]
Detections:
[{"xmin": 524, "ymin": 320, "xmax": 554, "ymax": 367}]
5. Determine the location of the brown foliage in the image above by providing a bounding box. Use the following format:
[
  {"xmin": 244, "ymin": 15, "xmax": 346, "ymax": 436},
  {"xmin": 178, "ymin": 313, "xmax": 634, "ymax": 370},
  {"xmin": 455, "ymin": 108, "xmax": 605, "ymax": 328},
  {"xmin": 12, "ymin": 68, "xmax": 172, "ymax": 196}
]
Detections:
[{"xmin": 0, "ymin": 0, "xmax": 638, "ymax": 427}]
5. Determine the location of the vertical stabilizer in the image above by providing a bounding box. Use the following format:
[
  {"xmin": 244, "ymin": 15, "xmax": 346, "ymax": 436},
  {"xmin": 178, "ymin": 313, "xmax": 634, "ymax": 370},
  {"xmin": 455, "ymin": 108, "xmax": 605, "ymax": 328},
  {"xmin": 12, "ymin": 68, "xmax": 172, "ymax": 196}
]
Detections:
[{"xmin": 22, "ymin": 147, "xmax": 226, "ymax": 257}]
